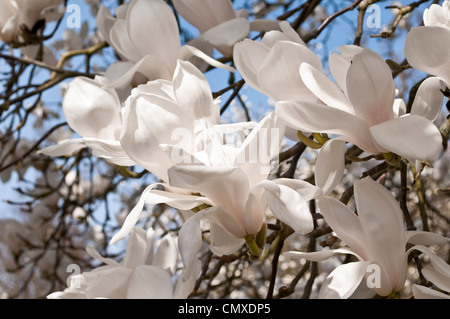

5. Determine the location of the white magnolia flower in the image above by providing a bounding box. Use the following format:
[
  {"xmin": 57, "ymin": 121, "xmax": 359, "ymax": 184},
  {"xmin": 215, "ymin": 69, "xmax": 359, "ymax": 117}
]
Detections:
[
  {"xmin": 405, "ymin": 1, "xmax": 450, "ymax": 86},
  {"xmin": 286, "ymin": 177, "xmax": 450, "ymax": 298},
  {"xmin": 96, "ymin": 0, "xmax": 233, "ymax": 90},
  {"xmin": 173, "ymin": 0, "xmax": 279, "ymax": 57},
  {"xmin": 276, "ymin": 45, "xmax": 444, "ymax": 162},
  {"xmin": 0, "ymin": 0, "xmax": 63, "ymax": 42},
  {"xmin": 47, "ymin": 227, "xmax": 193, "ymax": 299},
  {"xmin": 233, "ymin": 21, "xmax": 322, "ymax": 102},
  {"xmin": 38, "ymin": 76, "xmax": 135, "ymax": 166}
]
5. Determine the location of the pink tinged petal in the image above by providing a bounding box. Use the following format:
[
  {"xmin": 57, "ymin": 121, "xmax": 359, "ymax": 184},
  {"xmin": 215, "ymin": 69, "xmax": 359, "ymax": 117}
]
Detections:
[
  {"xmin": 62, "ymin": 77, "xmax": 121, "ymax": 140},
  {"xmin": 153, "ymin": 234, "xmax": 179, "ymax": 276},
  {"xmin": 168, "ymin": 165, "xmax": 250, "ymax": 232},
  {"xmin": 258, "ymin": 41, "xmax": 322, "ymax": 101},
  {"xmin": 406, "ymin": 230, "xmax": 450, "ymax": 246},
  {"xmin": 178, "ymin": 44, "xmax": 235, "ymax": 73},
  {"xmin": 370, "ymin": 114, "xmax": 443, "ymax": 161},
  {"xmin": 110, "ymin": 183, "xmax": 213, "ymax": 244},
  {"xmin": 411, "ymin": 77, "xmax": 446, "ymax": 121},
  {"xmin": 258, "ymin": 180, "xmax": 314, "ymax": 235},
  {"xmin": 413, "ymin": 284, "xmax": 450, "ymax": 299},
  {"xmin": 315, "ymin": 139, "xmax": 346, "ymax": 195},
  {"xmin": 405, "ymin": 26, "xmax": 450, "ymax": 87},
  {"xmin": 275, "ymin": 101, "xmax": 382, "ymax": 154},
  {"xmin": 243, "ymin": 188, "xmax": 265, "ymax": 236},
  {"xmin": 319, "ymin": 261, "xmax": 371, "ymax": 299},
  {"xmin": 209, "ymin": 223, "xmax": 245, "ymax": 256},
  {"xmin": 299, "ymin": 63, "xmax": 354, "ymax": 114},
  {"xmin": 354, "ymin": 177, "xmax": 407, "ymax": 291},
  {"xmin": 233, "ymin": 39, "xmax": 270, "ymax": 95},
  {"xmin": 329, "ymin": 53, "xmax": 351, "ymax": 93},
  {"xmin": 173, "ymin": 60, "xmax": 217, "ymax": 123},
  {"xmin": 85, "ymin": 267, "xmax": 133, "ymax": 298},
  {"xmin": 126, "ymin": 265, "xmax": 174, "ymax": 299},
  {"xmin": 37, "ymin": 138, "xmax": 86, "ymax": 157},
  {"xmin": 346, "ymin": 48, "xmax": 396, "ymax": 126},
  {"xmin": 127, "ymin": 0, "xmax": 180, "ymax": 69},
  {"xmin": 123, "ymin": 227, "xmax": 148, "ymax": 269},
  {"xmin": 317, "ymin": 196, "xmax": 371, "ymax": 260},
  {"xmin": 202, "ymin": 17, "xmax": 250, "ymax": 48}
]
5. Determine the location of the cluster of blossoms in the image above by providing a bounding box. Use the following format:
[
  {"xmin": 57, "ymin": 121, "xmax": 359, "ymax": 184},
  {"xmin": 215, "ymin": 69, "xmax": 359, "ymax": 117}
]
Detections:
[{"xmin": 3, "ymin": 0, "xmax": 448, "ymax": 299}]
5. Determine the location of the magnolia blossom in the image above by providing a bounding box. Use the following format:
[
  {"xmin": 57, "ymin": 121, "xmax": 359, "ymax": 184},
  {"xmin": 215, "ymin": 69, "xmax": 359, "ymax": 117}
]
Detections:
[
  {"xmin": 38, "ymin": 76, "xmax": 135, "ymax": 166},
  {"xmin": 0, "ymin": 0, "xmax": 63, "ymax": 42},
  {"xmin": 285, "ymin": 177, "xmax": 450, "ymax": 298},
  {"xmin": 276, "ymin": 45, "xmax": 444, "ymax": 163},
  {"xmin": 173, "ymin": 0, "xmax": 280, "ymax": 57},
  {"xmin": 96, "ymin": 0, "xmax": 233, "ymax": 90},
  {"xmin": 405, "ymin": 1, "xmax": 450, "ymax": 87},
  {"xmin": 233, "ymin": 21, "xmax": 322, "ymax": 102},
  {"xmin": 47, "ymin": 227, "xmax": 194, "ymax": 299}
]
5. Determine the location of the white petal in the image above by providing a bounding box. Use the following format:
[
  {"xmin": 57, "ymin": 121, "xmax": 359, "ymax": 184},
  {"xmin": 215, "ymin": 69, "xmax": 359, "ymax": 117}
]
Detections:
[
  {"xmin": 299, "ymin": 63, "xmax": 354, "ymax": 113},
  {"xmin": 354, "ymin": 177, "xmax": 406, "ymax": 290},
  {"xmin": 179, "ymin": 44, "xmax": 235, "ymax": 73},
  {"xmin": 173, "ymin": 60, "xmax": 218, "ymax": 123},
  {"xmin": 123, "ymin": 227, "xmax": 148, "ymax": 269},
  {"xmin": 319, "ymin": 261, "xmax": 371, "ymax": 299},
  {"xmin": 346, "ymin": 48, "xmax": 395, "ymax": 126},
  {"xmin": 276, "ymin": 100, "xmax": 382, "ymax": 154},
  {"xmin": 413, "ymin": 284, "xmax": 450, "ymax": 299},
  {"xmin": 96, "ymin": 4, "xmax": 115, "ymax": 44},
  {"xmin": 126, "ymin": 265, "xmax": 174, "ymax": 299},
  {"xmin": 422, "ymin": 264, "xmax": 450, "ymax": 292},
  {"xmin": 209, "ymin": 223, "xmax": 245, "ymax": 256},
  {"xmin": 249, "ymin": 19, "xmax": 281, "ymax": 33},
  {"xmin": 85, "ymin": 267, "xmax": 133, "ymax": 298},
  {"xmin": 38, "ymin": 138, "xmax": 86, "ymax": 157},
  {"xmin": 258, "ymin": 180, "xmax": 314, "ymax": 235},
  {"xmin": 318, "ymin": 196, "xmax": 371, "ymax": 260},
  {"xmin": 315, "ymin": 139, "xmax": 346, "ymax": 195},
  {"xmin": 153, "ymin": 234, "xmax": 179, "ymax": 276},
  {"xmin": 406, "ymin": 230, "xmax": 450, "ymax": 246},
  {"xmin": 202, "ymin": 17, "xmax": 249, "ymax": 48},
  {"xmin": 370, "ymin": 114, "xmax": 443, "ymax": 161},
  {"xmin": 411, "ymin": 77, "xmax": 446, "ymax": 121},
  {"xmin": 405, "ymin": 26, "xmax": 450, "ymax": 87}
]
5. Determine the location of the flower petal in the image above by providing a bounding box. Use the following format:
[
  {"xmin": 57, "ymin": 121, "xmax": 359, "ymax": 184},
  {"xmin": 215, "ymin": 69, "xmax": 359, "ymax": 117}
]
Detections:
[
  {"xmin": 354, "ymin": 177, "xmax": 406, "ymax": 290},
  {"xmin": 413, "ymin": 284, "xmax": 450, "ymax": 299},
  {"xmin": 319, "ymin": 261, "xmax": 371, "ymax": 299},
  {"xmin": 85, "ymin": 267, "xmax": 133, "ymax": 298},
  {"xmin": 405, "ymin": 26, "xmax": 450, "ymax": 86},
  {"xmin": 370, "ymin": 114, "xmax": 443, "ymax": 161},
  {"xmin": 202, "ymin": 17, "xmax": 249, "ymax": 48},
  {"xmin": 126, "ymin": 265, "xmax": 174, "ymax": 298},
  {"xmin": 153, "ymin": 233, "xmax": 179, "ymax": 276},
  {"xmin": 315, "ymin": 139, "xmax": 346, "ymax": 195},
  {"xmin": 276, "ymin": 100, "xmax": 382, "ymax": 154},
  {"xmin": 209, "ymin": 222, "xmax": 245, "ymax": 256},
  {"xmin": 346, "ymin": 48, "xmax": 395, "ymax": 126},
  {"xmin": 410, "ymin": 77, "xmax": 446, "ymax": 121}
]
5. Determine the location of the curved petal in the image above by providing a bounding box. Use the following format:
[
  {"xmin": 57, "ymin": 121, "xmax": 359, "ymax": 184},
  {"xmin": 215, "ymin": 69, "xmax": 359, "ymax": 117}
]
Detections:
[
  {"xmin": 346, "ymin": 48, "xmax": 395, "ymax": 126},
  {"xmin": 413, "ymin": 284, "xmax": 450, "ymax": 299},
  {"xmin": 422, "ymin": 264, "xmax": 450, "ymax": 292},
  {"xmin": 319, "ymin": 261, "xmax": 371, "ymax": 299},
  {"xmin": 299, "ymin": 63, "xmax": 354, "ymax": 114},
  {"xmin": 317, "ymin": 196, "xmax": 371, "ymax": 260},
  {"xmin": 82, "ymin": 138, "xmax": 135, "ymax": 166},
  {"xmin": 354, "ymin": 177, "xmax": 406, "ymax": 291},
  {"xmin": 410, "ymin": 77, "xmax": 446, "ymax": 121},
  {"xmin": 406, "ymin": 230, "xmax": 450, "ymax": 246},
  {"xmin": 405, "ymin": 26, "xmax": 450, "ymax": 86},
  {"xmin": 275, "ymin": 100, "xmax": 382, "ymax": 154},
  {"xmin": 85, "ymin": 267, "xmax": 133, "ymax": 298},
  {"xmin": 202, "ymin": 17, "xmax": 249, "ymax": 48},
  {"xmin": 168, "ymin": 166, "xmax": 250, "ymax": 232},
  {"xmin": 258, "ymin": 180, "xmax": 314, "ymax": 235},
  {"xmin": 127, "ymin": 0, "xmax": 180, "ymax": 70},
  {"xmin": 96, "ymin": 4, "xmax": 115, "ymax": 44},
  {"xmin": 126, "ymin": 265, "xmax": 174, "ymax": 298},
  {"xmin": 123, "ymin": 227, "xmax": 148, "ymax": 269},
  {"xmin": 249, "ymin": 19, "xmax": 281, "ymax": 33},
  {"xmin": 38, "ymin": 138, "xmax": 86, "ymax": 157},
  {"xmin": 258, "ymin": 41, "xmax": 322, "ymax": 101},
  {"xmin": 315, "ymin": 139, "xmax": 346, "ymax": 195},
  {"xmin": 173, "ymin": 60, "xmax": 218, "ymax": 123},
  {"xmin": 110, "ymin": 183, "xmax": 214, "ymax": 244},
  {"xmin": 179, "ymin": 44, "xmax": 235, "ymax": 73},
  {"xmin": 370, "ymin": 114, "xmax": 443, "ymax": 161},
  {"xmin": 62, "ymin": 77, "xmax": 121, "ymax": 140},
  {"xmin": 284, "ymin": 247, "xmax": 361, "ymax": 262},
  {"xmin": 153, "ymin": 234, "xmax": 179, "ymax": 276},
  {"xmin": 209, "ymin": 222, "xmax": 245, "ymax": 256}
]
